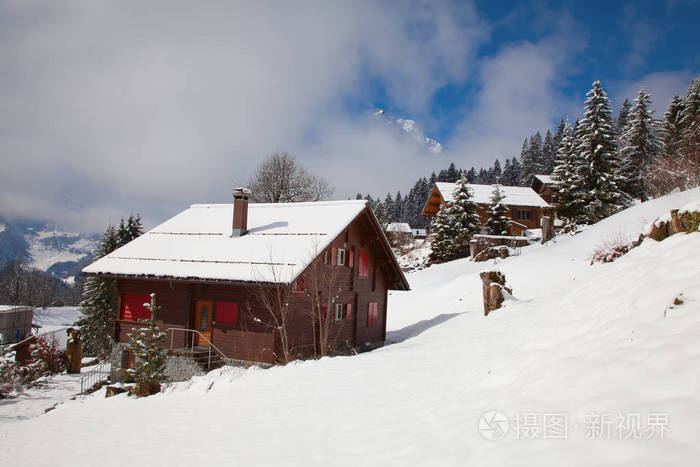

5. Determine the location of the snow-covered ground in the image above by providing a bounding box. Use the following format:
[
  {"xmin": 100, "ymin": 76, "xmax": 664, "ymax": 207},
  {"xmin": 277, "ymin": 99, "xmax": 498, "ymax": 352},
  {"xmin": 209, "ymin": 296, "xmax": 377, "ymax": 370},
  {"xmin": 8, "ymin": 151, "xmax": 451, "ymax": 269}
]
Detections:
[
  {"xmin": 2, "ymin": 189, "xmax": 700, "ymax": 466},
  {"xmin": 33, "ymin": 306, "xmax": 80, "ymax": 334}
]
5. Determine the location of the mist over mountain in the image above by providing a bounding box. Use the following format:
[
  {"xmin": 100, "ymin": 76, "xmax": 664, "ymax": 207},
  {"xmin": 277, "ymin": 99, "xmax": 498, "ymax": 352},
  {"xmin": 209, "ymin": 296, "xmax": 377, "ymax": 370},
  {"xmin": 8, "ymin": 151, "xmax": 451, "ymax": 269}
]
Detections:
[{"xmin": 372, "ymin": 109, "xmax": 443, "ymax": 155}]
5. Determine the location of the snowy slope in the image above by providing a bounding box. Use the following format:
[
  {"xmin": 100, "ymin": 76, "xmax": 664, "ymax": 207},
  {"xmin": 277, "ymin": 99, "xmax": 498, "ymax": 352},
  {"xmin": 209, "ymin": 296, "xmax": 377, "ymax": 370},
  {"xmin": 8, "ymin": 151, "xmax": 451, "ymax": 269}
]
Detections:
[{"xmin": 2, "ymin": 188, "xmax": 700, "ymax": 466}]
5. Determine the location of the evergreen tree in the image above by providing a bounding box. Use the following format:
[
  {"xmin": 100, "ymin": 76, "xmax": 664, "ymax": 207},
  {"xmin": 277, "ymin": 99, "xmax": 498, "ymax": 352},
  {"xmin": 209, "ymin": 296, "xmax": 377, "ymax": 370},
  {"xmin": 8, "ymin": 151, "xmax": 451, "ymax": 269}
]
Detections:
[
  {"xmin": 520, "ymin": 134, "xmax": 544, "ymax": 185},
  {"xmin": 373, "ymin": 201, "xmax": 390, "ymax": 228},
  {"xmin": 466, "ymin": 167, "xmax": 477, "ymax": 183},
  {"xmin": 619, "ymin": 89, "xmax": 662, "ymax": 200},
  {"xmin": 428, "ymin": 205, "xmax": 457, "ymax": 263},
  {"xmin": 393, "ymin": 191, "xmax": 404, "ymax": 222},
  {"xmin": 492, "ymin": 159, "xmax": 502, "ymax": 183},
  {"xmin": 77, "ymin": 225, "xmax": 119, "ymax": 357},
  {"xmin": 617, "ymin": 98, "xmax": 632, "ymax": 133},
  {"xmin": 383, "ymin": 193, "xmax": 395, "ymax": 223},
  {"xmin": 78, "ymin": 215, "xmax": 144, "ymax": 357},
  {"xmin": 678, "ymin": 77, "xmax": 700, "ymax": 167},
  {"xmin": 445, "ymin": 162, "xmax": 460, "ymax": 182},
  {"xmin": 553, "ymin": 118, "xmax": 566, "ymax": 150},
  {"xmin": 127, "ymin": 293, "xmax": 167, "ymax": 397},
  {"xmin": 662, "ymin": 93, "xmax": 685, "ymax": 160},
  {"xmin": 485, "ymin": 185, "xmax": 510, "ymax": 235},
  {"xmin": 450, "ymin": 176, "xmax": 481, "ymax": 257},
  {"xmin": 542, "ymin": 130, "xmax": 557, "ymax": 174},
  {"xmin": 575, "ymin": 80, "xmax": 627, "ymax": 223},
  {"xmin": 552, "ymin": 120, "xmax": 584, "ymax": 220}
]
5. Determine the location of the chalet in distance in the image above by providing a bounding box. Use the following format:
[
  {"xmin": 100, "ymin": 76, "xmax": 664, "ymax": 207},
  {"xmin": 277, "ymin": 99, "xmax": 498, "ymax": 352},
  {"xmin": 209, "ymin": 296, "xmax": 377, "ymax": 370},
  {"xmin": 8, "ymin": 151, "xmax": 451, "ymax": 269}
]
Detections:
[
  {"xmin": 530, "ymin": 174, "xmax": 560, "ymax": 205},
  {"xmin": 83, "ymin": 189, "xmax": 409, "ymax": 367},
  {"xmin": 422, "ymin": 182, "xmax": 552, "ymax": 235}
]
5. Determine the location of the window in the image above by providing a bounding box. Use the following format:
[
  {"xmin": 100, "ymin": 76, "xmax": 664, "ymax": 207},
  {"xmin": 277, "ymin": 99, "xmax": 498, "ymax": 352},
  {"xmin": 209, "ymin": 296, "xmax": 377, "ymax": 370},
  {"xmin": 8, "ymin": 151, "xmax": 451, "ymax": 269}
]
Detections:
[
  {"xmin": 120, "ymin": 293, "xmax": 151, "ymax": 321},
  {"xmin": 345, "ymin": 303, "xmax": 353, "ymax": 321},
  {"xmin": 291, "ymin": 275, "xmax": 307, "ymax": 293},
  {"xmin": 216, "ymin": 302, "xmax": 238, "ymax": 324},
  {"xmin": 359, "ymin": 252, "xmax": 370, "ymax": 277},
  {"xmin": 514, "ymin": 209, "xmax": 533, "ymax": 221},
  {"xmin": 334, "ymin": 303, "xmax": 343, "ymax": 321},
  {"xmin": 324, "ymin": 249, "xmax": 329, "ymax": 264},
  {"xmin": 367, "ymin": 302, "xmax": 378, "ymax": 326},
  {"xmin": 337, "ymin": 248, "xmax": 345, "ymax": 266}
]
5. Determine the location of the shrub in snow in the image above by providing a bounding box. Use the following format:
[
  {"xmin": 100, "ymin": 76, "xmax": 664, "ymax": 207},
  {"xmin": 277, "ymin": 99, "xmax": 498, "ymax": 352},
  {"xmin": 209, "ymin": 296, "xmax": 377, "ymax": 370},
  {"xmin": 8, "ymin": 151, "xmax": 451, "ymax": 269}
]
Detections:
[
  {"xmin": 127, "ymin": 293, "xmax": 167, "ymax": 397},
  {"xmin": 26, "ymin": 337, "xmax": 66, "ymax": 381},
  {"xmin": 590, "ymin": 233, "xmax": 644, "ymax": 265},
  {"xmin": 0, "ymin": 346, "xmax": 26, "ymax": 398}
]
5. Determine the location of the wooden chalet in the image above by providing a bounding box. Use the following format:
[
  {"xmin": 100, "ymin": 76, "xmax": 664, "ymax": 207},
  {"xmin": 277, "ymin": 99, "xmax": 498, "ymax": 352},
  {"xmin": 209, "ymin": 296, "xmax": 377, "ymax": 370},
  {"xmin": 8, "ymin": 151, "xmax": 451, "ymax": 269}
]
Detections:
[
  {"xmin": 421, "ymin": 182, "xmax": 552, "ymax": 235},
  {"xmin": 530, "ymin": 174, "xmax": 560, "ymax": 205},
  {"xmin": 83, "ymin": 189, "xmax": 409, "ymax": 368}
]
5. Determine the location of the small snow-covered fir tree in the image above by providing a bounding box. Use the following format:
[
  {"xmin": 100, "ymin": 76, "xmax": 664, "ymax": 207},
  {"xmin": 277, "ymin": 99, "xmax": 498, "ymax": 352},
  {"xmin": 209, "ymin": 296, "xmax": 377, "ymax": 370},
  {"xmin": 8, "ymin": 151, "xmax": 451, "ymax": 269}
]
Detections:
[
  {"xmin": 127, "ymin": 293, "xmax": 167, "ymax": 397},
  {"xmin": 78, "ymin": 215, "xmax": 144, "ymax": 357},
  {"xmin": 485, "ymin": 185, "xmax": 510, "ymax": 235},
  {"xmin": 451, "ymin": 176, "xmax": 481, "ymax": 256},
  {"xmin": 553, "ymin": 120, "xmax": 584, "ymax": 221},
  {"xmin": 429, "ymin": 204, "xmax": 457, "ymax": 263},
  {"xmin": 77, "ymin": 225, "xmax": 119, "ymax": 357},
  {"xmin": 619, "ymin": 89, "xmax": 662, "ymax": 201},
  {"xmin": 575, "ymin": 80, "xmax": 628, "ymax": 223}
]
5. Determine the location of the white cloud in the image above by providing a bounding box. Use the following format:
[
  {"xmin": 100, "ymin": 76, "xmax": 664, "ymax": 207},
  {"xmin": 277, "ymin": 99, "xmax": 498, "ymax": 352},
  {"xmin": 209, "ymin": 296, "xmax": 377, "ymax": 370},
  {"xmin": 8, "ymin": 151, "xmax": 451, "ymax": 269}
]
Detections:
[
  {"xmin": 0, "ymin": 1, "xmax": 486, "ymax": 231},
  {"xmin": 610, "ymin": 70, "xmax": 694, "ymax": 115},
  {"xmin": 447, "ymin": 18, "xmax": 586, "ymax": 169}
]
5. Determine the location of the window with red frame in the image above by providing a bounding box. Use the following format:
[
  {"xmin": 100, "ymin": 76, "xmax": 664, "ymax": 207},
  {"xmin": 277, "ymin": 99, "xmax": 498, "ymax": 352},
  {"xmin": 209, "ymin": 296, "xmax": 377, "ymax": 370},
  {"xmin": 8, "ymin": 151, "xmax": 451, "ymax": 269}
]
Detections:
[
  {"xmin": 367, "ymin": 302, "xmax": 378, "ymax": 326},
  {"xmin": 216, "ymin": 302, "xmax": 238, "ymax": 324},
  {"xmin": 120, "ymin": 293, "xmax": 152, "ymax": 321},
  {"xmin": 291, "ymin": 275, "xmax": 307, "ymax": 293},
  {"xmin": 359, "ymin": 252, "xmax": 369, "ymax": 277}
]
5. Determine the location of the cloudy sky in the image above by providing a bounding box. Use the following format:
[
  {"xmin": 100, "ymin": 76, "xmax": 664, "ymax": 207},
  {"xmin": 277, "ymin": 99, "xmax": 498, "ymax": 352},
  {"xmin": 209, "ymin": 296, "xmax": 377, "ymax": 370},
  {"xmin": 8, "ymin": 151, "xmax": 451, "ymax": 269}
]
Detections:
[{"xmin": 0, "ymin": 0, "xmax": 698, "ymax": 232}]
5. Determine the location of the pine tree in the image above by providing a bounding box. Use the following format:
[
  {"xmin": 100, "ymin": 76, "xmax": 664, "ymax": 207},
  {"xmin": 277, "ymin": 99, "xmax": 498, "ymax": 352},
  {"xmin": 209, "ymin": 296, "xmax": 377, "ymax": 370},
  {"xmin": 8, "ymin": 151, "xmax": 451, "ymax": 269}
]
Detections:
[
  {"xmin": 78, "ymin": 215, "xmax": 144, "ymax": 357},
  {"xmin": 553, "ymin": 118, "xmax": 566, "ymax": 150},
  {"xmin": 383, "ymin": 193, "xmax": 395, "ymax": 223},
  {"xmin": 127, "ymin": 293, "xmax": 167, "ymax": 397},
  {"xmin": 373, "ymin": 201, "xmax": 390, "ymax": 228},
  {"xmin": 617, "ymin": 98, "xmax": 632, "ymax": 133},
  {"xmin": 485, "ymin": 185, "xmax": 510, "ymax": 235},
  {"xmin": 520, "ymin": 134, "xmax": 544, "ymax": 185},
  {"xmin": 619, "ymin": 89, "xmax": 662, "ymax": 201},
  {"xmin": 445, "ymin": 162, "xmax": 460, "ymax": 182},
  {"xmin": 552, "ymin": 120, "xmax": 584, "ymax": 220},
  {"xmin": 77, "ymin": 225, "xmax": 119, "ymax": 357},
  {"xmin": 662, "ymin": 93, "xmax": 685, "ymax": 160},
  {"xmin": 466, "ymin": 167, "xmax": 477, "ymax": 183},
  {"xmin": 678, "ymin": 77, "xmax": 700, "ymax": 169},
  {"xmin": 542, "ymin": 130, "xmax": 557, "ymax": 174},
  {"xmin": 429, "ymin": 205, "xmax": 457, "ymax": 263},
  {"xmin": 575, "ymin": 80, "xmax": 628, "ymax": 223},
  {"xmin": 450, "ymin": 176, "xmax": 481, "ymax": 256},
  {"xmin": 393, "ymin": 191, "xmax": 404, "ymax": 222}
]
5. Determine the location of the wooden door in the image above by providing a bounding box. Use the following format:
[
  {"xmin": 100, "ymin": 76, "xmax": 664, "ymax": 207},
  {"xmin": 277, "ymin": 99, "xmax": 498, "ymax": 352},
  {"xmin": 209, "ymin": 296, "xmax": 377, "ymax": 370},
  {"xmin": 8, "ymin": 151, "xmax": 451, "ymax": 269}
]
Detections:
[{"xmin": 193, "ymin": 300, "xmax": 213, "ymax": 346}]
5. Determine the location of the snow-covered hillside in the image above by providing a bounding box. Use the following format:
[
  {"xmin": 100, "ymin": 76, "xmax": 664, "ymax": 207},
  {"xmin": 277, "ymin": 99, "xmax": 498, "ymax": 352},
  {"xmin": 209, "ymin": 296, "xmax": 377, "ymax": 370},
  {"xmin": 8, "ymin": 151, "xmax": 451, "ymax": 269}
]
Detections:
[
  {"xmin": 2, "ymin": 189, "xmax": 700, "ymax": 466},
  {"xmin": 373, "ymin": 108, "xmax": 443, "ymax": 154},
  {"xmin": 0, "ymin": 218, "xmax": 99, "ymax": 280}
]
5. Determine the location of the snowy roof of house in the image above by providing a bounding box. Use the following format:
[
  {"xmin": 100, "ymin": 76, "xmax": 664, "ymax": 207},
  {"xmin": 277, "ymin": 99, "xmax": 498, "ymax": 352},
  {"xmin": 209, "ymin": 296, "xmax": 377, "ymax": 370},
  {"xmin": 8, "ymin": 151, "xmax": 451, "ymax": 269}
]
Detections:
[
  {"xmin": 386, "ymin": 222, "xmax": 411, "ymax": 233},
  {"xmin": 435, "ymin": 182, "xmax": 551, "ymax": 208},
  {"xmin": 533, "ymin": 174, "xmax": 560, "ymax": 185},
  {"xmin": 83, "ymin": 200, "xmax": 387, "ymax": 285}
]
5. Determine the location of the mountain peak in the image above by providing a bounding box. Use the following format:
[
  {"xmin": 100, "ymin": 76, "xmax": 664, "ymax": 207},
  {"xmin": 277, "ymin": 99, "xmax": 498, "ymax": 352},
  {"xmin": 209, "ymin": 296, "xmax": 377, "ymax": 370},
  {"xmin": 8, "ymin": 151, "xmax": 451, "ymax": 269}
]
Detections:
[{"xmin": 372, "ymin": 108, "xmax": 442, "ymax": 155}]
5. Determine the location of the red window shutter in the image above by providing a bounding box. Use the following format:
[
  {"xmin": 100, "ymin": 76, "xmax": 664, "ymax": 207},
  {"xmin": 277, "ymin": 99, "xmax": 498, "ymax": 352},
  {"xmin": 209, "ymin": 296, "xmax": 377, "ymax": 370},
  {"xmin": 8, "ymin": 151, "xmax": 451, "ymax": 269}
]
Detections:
[
  {"xmin": 121, "ymin": 294, "xmax": 152, "ymax": 321},
  {"xmin": 345, "ymin": 303, "xmax": 353, "ymax": 321},
  {"xmin": 359, "ymin": 252, "xmax": 369, "ymax": 277},
  {"xmin": 368, "ymin": 302, "xmax": 378, "ymax": 326},
  {"xmin": 348, "ymin": 248, "xmax": 354, "ymax": 268},
  {"xmin": 331, "ymin": 247, "xmax": 337, "ymax": 265},
  {"xmin": 216, "ymin": 302, "xmax": 238, "ymax": 324}
]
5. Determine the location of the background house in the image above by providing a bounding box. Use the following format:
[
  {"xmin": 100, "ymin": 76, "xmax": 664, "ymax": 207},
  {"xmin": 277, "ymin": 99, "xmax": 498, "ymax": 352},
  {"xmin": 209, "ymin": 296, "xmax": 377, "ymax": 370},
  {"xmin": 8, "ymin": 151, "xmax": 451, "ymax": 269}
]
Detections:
[
  {"xmin": 385, "ymin": 222, "xmax": 413, "ymax": 247},
  {"xmin": 530, "ymin": 174, "xmax": 560, "ymax": 205},
  {"xmin": 421, "ymin": 182, "xmax": 552, "ymax": 235}
]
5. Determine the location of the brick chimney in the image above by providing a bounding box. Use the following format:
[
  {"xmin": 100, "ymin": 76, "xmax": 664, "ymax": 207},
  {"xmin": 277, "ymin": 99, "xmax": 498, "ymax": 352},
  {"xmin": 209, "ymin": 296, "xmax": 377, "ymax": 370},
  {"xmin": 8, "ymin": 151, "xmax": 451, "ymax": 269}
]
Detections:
[{"xmin": 232, "ymin": 187, "xmax": 251, "ymax": 237}]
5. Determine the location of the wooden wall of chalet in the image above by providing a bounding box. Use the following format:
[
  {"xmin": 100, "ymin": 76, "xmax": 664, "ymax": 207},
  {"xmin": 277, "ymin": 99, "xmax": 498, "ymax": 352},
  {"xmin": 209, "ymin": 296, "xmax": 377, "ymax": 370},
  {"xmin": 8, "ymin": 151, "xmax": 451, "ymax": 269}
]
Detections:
[{"xmin": 113, "ymin": 208, "xmax": 398, "ymax": 365}]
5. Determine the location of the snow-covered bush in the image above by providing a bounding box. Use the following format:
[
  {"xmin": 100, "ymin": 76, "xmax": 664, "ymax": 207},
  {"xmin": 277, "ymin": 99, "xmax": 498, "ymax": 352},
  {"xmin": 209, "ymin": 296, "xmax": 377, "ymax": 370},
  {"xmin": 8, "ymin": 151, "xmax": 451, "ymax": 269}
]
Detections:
[
  {"xmin": 590, "ymin": 231, "xmax": 643, "ymax": 264},
  {"xmin": 26, "ymin": 337, "xmax": 66, "ymax": 380},
  {"xmin": 127, "ymin": 294, "xmax": 167, "ymax": 397}
]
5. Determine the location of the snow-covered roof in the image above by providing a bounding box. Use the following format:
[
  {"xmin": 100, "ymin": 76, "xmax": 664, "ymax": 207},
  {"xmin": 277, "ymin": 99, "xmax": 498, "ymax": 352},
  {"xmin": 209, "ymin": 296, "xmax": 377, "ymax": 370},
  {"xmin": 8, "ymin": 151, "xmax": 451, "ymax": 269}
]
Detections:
[
  {"xmin": 83, "ymin": 200, "xmax": 370, "ymax": 284},
  {"xmin": 435, "ymin": 183, "xmax": 551, "ymax": 208},
  {"xmin": 533, "ymin": 174, "xmax": 560, "ymax": 185},
  {"xmin": 386, "ymin": 223, "xmax": 411, "ymax": 233}
]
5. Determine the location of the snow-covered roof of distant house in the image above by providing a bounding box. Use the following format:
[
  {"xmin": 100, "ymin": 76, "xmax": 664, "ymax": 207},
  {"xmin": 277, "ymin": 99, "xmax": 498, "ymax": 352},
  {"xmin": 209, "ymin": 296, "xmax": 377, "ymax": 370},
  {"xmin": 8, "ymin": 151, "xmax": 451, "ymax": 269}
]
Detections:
[
  {"xmin": 386, "ymin": 222, "xmax": 411, "ymax": 233},
  {"xmin": 0, "ymin": 305, "xmax": 33, "ymax": 312},
  {"xmin": 434, "ymin": 183, "xmax": 551, "ymax": 208},
  {"xmin": 533, "ymin": 174, "xmax": 560, "ymax": 185},
  {"xmin": 83, "ymin": 200, "xmax": 376, "ymax": 285}
]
